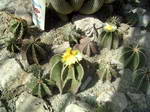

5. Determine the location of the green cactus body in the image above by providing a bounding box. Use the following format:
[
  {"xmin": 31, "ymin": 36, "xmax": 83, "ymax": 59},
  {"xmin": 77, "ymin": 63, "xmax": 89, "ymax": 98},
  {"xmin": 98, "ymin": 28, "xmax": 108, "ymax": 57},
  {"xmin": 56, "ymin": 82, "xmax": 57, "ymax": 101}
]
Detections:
[
  {"xmin": 79, "ymin": 0, "xmax": 104, "ymax": 14},
  {"xmin": 27, "ymin": 66, "xmax": 54, "ymax": 98},
  {"xmin": 120, "ymin": 45, "xmax": 146, "ymax": 70},
  {"xmin": 50, "ymin": 55, "xmax": 84, "ymax": 94},
  {"xmin": 97, "ymin": 62, "xmax": 118, "ymax": 81},
  {"xmin": 99, "ymin": 30, "xmax": 122, "ymax": 49},
  {"xmin": 0, "ymin": 12, "xmax": 27, "ymax": 45},
  {"xmin": 132, "ymin": 67, "xmax": 150, "ymax": 93},
  {"xmin": 9, "ymin": 17, "xmax": 27, "ymax": 39},
  {"xmin": 50, "ymin": 0, "xmax": 74, "ymax": 15},
  {"xmin": 22, "ymin": 38, "xmax": 48, "ymax": 65},
  {"xmin": 104, "ymin": 0, "xmax": 115, "ymax": 4},
  {"xmin": 70, "ymin": 0, "xmax": 85, "ymax": 11},
  {"xmin": 126, "ymin": 12, "xmax": 139, "ymax": 26},
  {"xmin": 6, "ymin": 38, "xmax": 21, "ymax": 53}
]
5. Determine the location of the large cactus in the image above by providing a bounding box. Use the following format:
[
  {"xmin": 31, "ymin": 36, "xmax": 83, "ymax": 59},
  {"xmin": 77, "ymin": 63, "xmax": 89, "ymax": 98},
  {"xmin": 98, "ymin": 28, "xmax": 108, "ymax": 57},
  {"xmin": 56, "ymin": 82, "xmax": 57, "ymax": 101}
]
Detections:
[
  {"xmin": 79, "ymin": 0, "xmax": 104, "ymax": 14},
  {"xmin": 49, "ymin": 0, "xmax": 73, "ymax": 15},
  {"xmin": 48, "ymin": 0, "xmax": 115, "ymax": 16}
]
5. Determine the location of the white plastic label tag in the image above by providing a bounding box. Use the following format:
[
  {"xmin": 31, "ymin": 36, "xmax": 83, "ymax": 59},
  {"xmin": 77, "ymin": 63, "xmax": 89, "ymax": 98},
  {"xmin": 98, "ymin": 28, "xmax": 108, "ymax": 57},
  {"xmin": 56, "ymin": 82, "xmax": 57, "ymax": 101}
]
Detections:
[{"xmin": 32, "ymin": 0, "xmax": 46, "ymax": 30}]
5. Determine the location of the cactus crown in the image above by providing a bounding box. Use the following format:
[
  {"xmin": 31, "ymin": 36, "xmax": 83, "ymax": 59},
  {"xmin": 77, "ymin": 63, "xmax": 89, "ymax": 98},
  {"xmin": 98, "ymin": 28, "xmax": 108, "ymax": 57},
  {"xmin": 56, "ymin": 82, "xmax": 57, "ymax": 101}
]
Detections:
[{"xmin": 120, "ymin": 44, "xmax": 146, "ymax": 70}]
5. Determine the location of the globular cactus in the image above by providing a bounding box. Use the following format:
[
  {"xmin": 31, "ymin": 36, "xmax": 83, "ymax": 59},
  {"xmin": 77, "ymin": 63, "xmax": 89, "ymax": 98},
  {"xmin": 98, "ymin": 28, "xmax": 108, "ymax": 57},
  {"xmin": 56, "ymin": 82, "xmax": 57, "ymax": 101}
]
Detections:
[
  {"xmin": 6, "ymin": 38, "xmax": 21, "ymax": 53},
  {"xmin": 99, "ymin": 23, "xmax": 123, "ymax": 49},
  {"xmin": 79, "ymin": 0, "xmax": 104, "ymax": 14},
  {"xmin": 70, "ymin": 0, "xmax": 85, "ymax": 11},
  {"xmin": 21, "ymin": 37, "xmax": 48, "ymax": 65},
  {"xmin": 74, "ymin": 37, "xmax": 98, "ymax": 57},
  {"xmin": 49, "ymin": 48, "xmax": 84, "ymax": 94},
  {"xmin": 49, "ymin": 0, "xmax": 73, "ymax": 15},
  {"xmin": 97, "ymin": 61, "xmax": 119, "ymax": 82},
  {"xmin": 48, "ymin": 0, "xmax": 115, "ymax": 18},
  {"xmin": 125, "ymin": 12, "xmax": 139, "ymax": 26},
  {"xmin": 9, "ymin": 17, "xmax": 27, "ymax": 39},
  {"xmin": 132, "ymin": 67, "xmax": 150, "ymax": 93},
  {"xmin": 27, "ymin": 65, "xmax": 54, "ymax": 98},
  {"xmin": 0, "ymin": 12, "xmax": 27, "ymax": 46},
  {"xmin": 63, "ymin": 25, "xmax": 82, "ymax": 45},
  {"xmin": 119, "ymin": 44, "xmax": 146, "ymax": 70}
]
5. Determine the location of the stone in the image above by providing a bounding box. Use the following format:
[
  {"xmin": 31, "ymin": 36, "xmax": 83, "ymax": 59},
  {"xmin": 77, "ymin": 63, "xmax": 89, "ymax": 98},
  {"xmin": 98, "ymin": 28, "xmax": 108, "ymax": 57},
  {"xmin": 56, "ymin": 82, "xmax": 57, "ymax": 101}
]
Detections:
[
  {"xmin": 49, "ymin": 93, "xmax": 75, "ymax": 112},
  {"xmin": 65, "ymin": 102, "xmax": 92, "ymax": 112},
  {"xmin": 16, "ymin": 92, "xmax": 51, "ymax": 112},
  {"xmin": 72, "ymin": 16, "xmax": 103, "ymax": 39},
  {"xmin": 15, "ymin": 7, "xmax": 32, "ymax": 25}
]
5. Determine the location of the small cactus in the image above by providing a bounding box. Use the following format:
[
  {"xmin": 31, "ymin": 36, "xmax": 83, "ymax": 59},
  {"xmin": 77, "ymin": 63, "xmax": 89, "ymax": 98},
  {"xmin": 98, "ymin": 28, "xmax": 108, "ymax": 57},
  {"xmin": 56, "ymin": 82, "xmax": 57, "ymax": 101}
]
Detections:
[
  {"xmin": 106, "ymin": 16, "xmax": 121, "ymax": 26},
  {"xmin": 74, "ymin": 37, "xmax": 98, "ymax": 56},
  {"xmin": 6, "ymin": 38, "xmax": 21, "ymax": 53},
  {"xmin": 97, "ymin": 61, "xmax": 118, "ymax": 82},
  {"xmin": 132, "ymin": 67, "xmax": 150, "ymax": 93},
  {"xmin": 9, "ymin": 17, "xmax": 27, "ymax": 39},
  {"xmin": 0, "ymin": 12, "xmax": 27, "ymax": 46},
  {"xmin": 79, "ymin": 0, "xmax": 104, "ymax": 14},
  {"xmin": 49, "ymin": 48, "xmax": 84, "ymax": 94},
  {"xmin": 120, "ymin": 44, "xmax": 146, "ymax": 70},
  {"xmin": 99, "ymin": 23, "xmax": 123, "ymax": 49},
  {"xmin": 21, "ymin": 37, "xmax": 48, "ymax": 65},
  {"xmin": 125, "ymin": 12, "xmax": 139, "ymax": 26},
  {"xmin": 27, "ymin": 65, "xmax": 54, "ymax": 98}
]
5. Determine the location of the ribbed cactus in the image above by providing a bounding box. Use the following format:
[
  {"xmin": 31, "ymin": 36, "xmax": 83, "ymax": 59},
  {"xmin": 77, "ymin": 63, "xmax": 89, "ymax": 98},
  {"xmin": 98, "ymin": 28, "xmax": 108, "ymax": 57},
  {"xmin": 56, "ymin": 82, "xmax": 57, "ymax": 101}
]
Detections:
[
  {"xmin": 6, "ymin": 38, "xmax": 21, "ymax": 53},
  {"xmin": 47, "ymin": 0, "xmax": 115, "ymax": 17},
  {"xmin": 49, "ymin": 0, "xmax": 73, "ymax": 15},
  {"xmin": 74, "ymin": 37, "xmax": 98, "ymax": 57},
  {"xmin": 97, "ymin": 62, "xmax": 118, "ymax": 82},
  {"xmin": 79, "ymin": 0, "xmax": 104, "ymax": 14},
  {"xmin": 22, "ymin": 37, "xmax": 48, "ymax": 65},
  {"xmin": 27, "ymin": 65, "xmax": 54, "ymax": 98},
  {"xmin": 49, "ymin": 49, "xmax": 84, "ymax": 94},
  {"xmin": 70, "ymin": 0, "xmax": 85, "ymax": 11},
  {"xmin": 132, "ymin": 67, "xmax": 150, "ymax": 93},
  {"xmin": 120, "ymin": 44, "xmax": 146, "ymax": 70},
  {"xmin": 99, "ymin": 23, "xmax": 123, "ymax": 49},
  {"xmin": 0, "ymin": 12, "xmax": 27, "ymax": 45}
]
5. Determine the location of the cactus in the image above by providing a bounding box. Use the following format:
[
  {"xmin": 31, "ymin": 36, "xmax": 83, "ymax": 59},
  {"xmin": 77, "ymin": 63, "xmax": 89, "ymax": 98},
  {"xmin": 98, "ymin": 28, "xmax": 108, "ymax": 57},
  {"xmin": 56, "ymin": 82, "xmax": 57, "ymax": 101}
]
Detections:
[
  {"xmin": 63, "ymin": 25, "xmax": 82, "ymax": 45},
  {"xmin": 70, "ymin": 0, "xmax": 85, "ymax": 11},
  {"xmin": 0, "ymin": 12, "xmax": 27, "ymax": 46},
  {"xmin": 125, "ymin": 12, "xmax": 139, "ymax": 26},
  {"xmin": 119, "ymin": 44, "xmax": 146, "ymax": 70},
  {"xmin": 9, "ymin": 17, "xmax": 27, "ymax": 39},
  {"xmin": 132, "ymin": 67, "xmax": 150, "ymax": 93},
  {"xmin": 50, "ymin": 48, "xmax": 84, "ymax": 94},
  {"xmin": 27, "ymin": 65, "xmax": 54, "ymax": 98},
  {"xmin": 21, "ymin": 37, "xmax": 48, "ymax": 65},
  {"xmin": 74, "ymin": 37, "xmax": 98, "ymax": 56},
  {"xmin": 6, "ymin": 38, "xmax": 21, "ymax": 53},
  {"xmin": 49, "ymin": 0, "xmax": 73, "ymax": 15},
  {"xmin": 99, "ymin": 23, "xmax": 123, "ymax": 49},
  {"xmin": 106, "ymin": 16, "xmax": 121, "ymax": 26},
  {"xmin": 97, "ymin": 61, "xmax": 118, "ymax": 82},
  {"xmin": 79, "ymin": 0, "xmax": 104, "ymax": 14}
]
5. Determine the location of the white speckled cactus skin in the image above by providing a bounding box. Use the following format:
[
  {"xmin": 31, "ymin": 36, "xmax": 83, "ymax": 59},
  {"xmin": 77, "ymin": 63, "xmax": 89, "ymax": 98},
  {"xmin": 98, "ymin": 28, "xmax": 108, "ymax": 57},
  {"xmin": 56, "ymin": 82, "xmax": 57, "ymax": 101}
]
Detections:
[{"xmin": 48, "ymin": 0, "xmax": 115, "ymax": 15}]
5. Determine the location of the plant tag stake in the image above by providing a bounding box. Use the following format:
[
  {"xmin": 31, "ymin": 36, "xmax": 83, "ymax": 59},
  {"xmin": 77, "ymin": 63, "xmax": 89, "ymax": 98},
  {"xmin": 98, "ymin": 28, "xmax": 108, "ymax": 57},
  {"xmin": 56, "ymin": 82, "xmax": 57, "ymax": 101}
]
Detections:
[{"xmin": 32, "ymin": 0, "xmax": 46, "ymax": 30}]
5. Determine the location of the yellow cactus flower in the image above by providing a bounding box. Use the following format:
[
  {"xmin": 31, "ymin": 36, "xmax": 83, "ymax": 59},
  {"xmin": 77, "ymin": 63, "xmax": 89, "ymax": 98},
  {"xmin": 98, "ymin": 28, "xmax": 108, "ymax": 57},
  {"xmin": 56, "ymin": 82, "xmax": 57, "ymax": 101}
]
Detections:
[
  {"xmin": 62, "ymin": 48, "xmax": 82, "ymax": 66},
  {"xmin": 103, "ymin": 23, "xmax": 117, "ymax": 32}
]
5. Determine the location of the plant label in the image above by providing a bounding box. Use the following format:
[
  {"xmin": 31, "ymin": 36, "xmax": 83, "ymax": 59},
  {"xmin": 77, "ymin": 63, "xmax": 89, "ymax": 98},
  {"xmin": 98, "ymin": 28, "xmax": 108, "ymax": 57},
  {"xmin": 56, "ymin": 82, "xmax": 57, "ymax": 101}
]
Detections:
[{"xmin": 32, "ymin": 0, "xmax": 46, "ymax": 30}]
